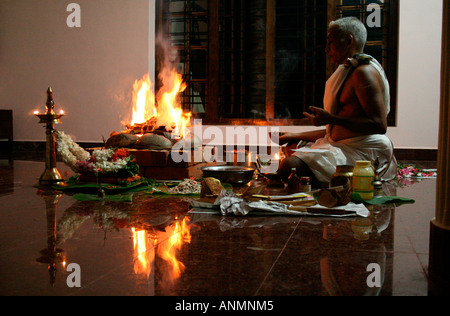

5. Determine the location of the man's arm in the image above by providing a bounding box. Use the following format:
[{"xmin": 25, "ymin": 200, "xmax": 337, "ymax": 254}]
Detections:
[{"xmin": 278, "ymin": 129, "xmax": 326, "ymax": 145}]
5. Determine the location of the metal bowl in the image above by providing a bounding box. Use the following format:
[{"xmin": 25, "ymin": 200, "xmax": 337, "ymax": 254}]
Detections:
[{"xmin": 200, "ymin": 166, "xmax": 256, "ymax": 185}]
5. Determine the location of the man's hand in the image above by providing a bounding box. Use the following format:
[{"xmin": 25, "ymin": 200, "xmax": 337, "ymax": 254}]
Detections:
[
  {"xmin": 303, "ymin": 106, "xmax": 332, "ymax": 127},
  {"xmin": 269, "ymin": 133, "xmax": 300, "ymax": 146}
]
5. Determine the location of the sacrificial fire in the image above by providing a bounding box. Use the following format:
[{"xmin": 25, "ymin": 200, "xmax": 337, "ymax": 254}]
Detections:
[
  {"xmin": 106, "ymin": 65, "xmax": 195, "ymax": 151},
  {"xmin": 125, "ymin": 68, "xmax": 192, "ymax": 140}
]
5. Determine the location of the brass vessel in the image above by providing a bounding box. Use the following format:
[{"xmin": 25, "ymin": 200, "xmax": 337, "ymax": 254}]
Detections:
[{"xmin": 333, "ymin": 165, "xmax": 354, "ymax": 185}]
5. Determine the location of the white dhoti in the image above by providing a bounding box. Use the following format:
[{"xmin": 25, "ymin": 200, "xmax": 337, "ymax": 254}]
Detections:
[
  {"xmin": 294, "ymin": 135, "xmax": 397, "ymax": 183},
  {"xmin": 293, "ymin": 54, "xmax": 397, "ymax": 184}
]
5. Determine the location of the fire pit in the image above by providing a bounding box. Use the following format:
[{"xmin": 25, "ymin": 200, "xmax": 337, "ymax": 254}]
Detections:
[{"xmin": 102, "ymin": 70, "xmax": 214, "ymax": 180}]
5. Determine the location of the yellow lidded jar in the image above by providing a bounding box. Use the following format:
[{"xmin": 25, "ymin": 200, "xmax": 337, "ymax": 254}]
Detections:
[{"xmin": 352, "ymin": 161, "xmax": 374, "ymax": 201}]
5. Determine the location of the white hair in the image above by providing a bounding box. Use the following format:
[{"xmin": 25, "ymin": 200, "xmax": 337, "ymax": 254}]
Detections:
[{"xmin": 329, "ymin": 17, "xmax": 368, "ymax": 51}]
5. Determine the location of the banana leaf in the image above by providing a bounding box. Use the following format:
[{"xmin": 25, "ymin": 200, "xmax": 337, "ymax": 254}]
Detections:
[{"xmin": 71, "ymin": 193, "xmax": 134, "ymax": 202}]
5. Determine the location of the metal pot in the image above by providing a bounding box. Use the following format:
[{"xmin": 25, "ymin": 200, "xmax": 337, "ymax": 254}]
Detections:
[{"xmin": 200, "ymin": 166, "xmax": 256, "ymax": 185}]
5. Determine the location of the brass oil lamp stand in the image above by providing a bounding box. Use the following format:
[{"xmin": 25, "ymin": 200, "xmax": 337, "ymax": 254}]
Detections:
[{"xmin": 35, "ymin": 87, "xmax": 65, "ymax": 186}]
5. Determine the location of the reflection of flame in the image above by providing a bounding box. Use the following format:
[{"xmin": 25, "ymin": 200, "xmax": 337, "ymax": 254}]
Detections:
[
  {"xmin": 131, "ymin": 227, "xmax": 154, "ymax": 278},
  {"xmin": 130, "ymin": 70, "xmax": 192, "ymax": 138},
  {"xmin": 131, "ymin": 218, "xmax": 191, "ymax": 281},
  {"xmin": 158, "ymin": 217, "xmax": 192, "ymax": 279}
]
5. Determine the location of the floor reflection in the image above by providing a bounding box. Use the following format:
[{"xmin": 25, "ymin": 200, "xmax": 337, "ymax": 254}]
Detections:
[
  {"xmin": 0, "ymin": 158, "xmax": 14, "ymax": 196},
  {"xmin": 131, "ymin": 217, "xmax": 192, "ymax": 283},
  {"xmin": 157, "ymin": 217, "xmax": 192, "ymax": 280},
  {"xmin": 187, "ymin": 201, "xmax": 396, "ymax": 296},
  {"xmin": 0, "ymin": 159, "xmax": 436, "ymax": 296},
  {"xmin": 36, "ymin": 190, "xmax": 66, "ymax": 287},
  {"xmin": 131, "ymin": 227, "xmax": 154, "ymax": 279},
  {"xmin": 50, "ymin": 190, "xmax": 194, "ymax": 292}
]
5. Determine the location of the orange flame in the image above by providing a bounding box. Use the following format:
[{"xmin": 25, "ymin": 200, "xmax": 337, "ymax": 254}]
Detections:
[
  {"xmin": 130, "ymin": 70, "xmax": 192, "ymax": 138},
  {"xmin": 131, "ymin": 74, "xmax": 156, "ymax": 126},
  {"xmin": 158, "ymin": 217, "xmax": 192, "ymax": 280},
  {"xmin": 131, "ymin": 227, "xmax": 155, "ymax": 278},
  {"xmin": 131, "ymin": 218, "xmax": 191, "ymax": 281}
]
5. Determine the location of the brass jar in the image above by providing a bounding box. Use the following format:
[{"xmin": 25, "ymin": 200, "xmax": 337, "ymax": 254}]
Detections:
[{"xmin": 333, "ymin": 165, "xmax": 354, "ymax": 186}]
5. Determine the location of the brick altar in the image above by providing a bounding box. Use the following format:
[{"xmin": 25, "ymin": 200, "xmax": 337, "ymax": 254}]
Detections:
[{"xmin": 129, "ymin": 147, "xmax": 216, "ymax": 180}]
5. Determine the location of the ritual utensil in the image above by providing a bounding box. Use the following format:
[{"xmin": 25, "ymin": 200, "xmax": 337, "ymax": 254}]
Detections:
[
  {"xmin": 200, "ymin": 166, "xmax": 256, "ymax": 186},
  {"xmin": 372, "ymin": 157, "xmax": 389, "ymax": 194},
  {"xmin": 35, "ymin": 87, "xmax": 65, "ymax": 186}
]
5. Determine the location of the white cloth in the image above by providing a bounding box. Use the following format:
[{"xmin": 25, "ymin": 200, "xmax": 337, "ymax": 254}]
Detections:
[
  {"xmin": 294, "ymin": 135, "xmax": 397, "ymax": 183},
  {"xmin": 323, "ymin": 64, "xmax": 352, "ymax": 135},
  {"xmin": 294, "ymin": 55, "xmax": 396, "ymax": 183}
]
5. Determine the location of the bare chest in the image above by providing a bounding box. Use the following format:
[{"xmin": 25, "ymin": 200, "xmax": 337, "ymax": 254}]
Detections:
[{"xmin": 337, "ymin": 82, "xmax": 365, "ymax": 117}]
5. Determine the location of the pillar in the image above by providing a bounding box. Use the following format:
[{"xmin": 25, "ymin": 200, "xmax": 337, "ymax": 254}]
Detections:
[{"xmin": 428, "ymin": 0, "xmax": 450, "ymax": 296}]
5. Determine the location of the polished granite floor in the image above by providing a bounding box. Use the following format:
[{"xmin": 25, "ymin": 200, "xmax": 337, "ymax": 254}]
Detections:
[{"xmin": 0, "ymin": 152, "xmax": 438, "ymax": 297}]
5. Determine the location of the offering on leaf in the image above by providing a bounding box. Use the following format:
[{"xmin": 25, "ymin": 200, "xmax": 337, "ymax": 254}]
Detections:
[
  {"xmin": 168, "ymin": 178, "xmax": 202, "ymax": 195},
  {"xmin": 55, "ymin": 131, "xmax": 140, "ymax": 184},
  {"xmin": 149, "ymin": 178, "xmax": 202, "ymax": 195}
]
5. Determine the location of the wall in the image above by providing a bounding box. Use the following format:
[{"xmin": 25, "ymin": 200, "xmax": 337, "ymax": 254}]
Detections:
[
  {"xmin": 0, "ymin": 0, "xmax": 150, "ymax": 142},
  {"xmin": 0, "ymin": 0, "xmax": 444, "ymax": 150},
  {"xmin": 388, "ymin": 0, "xmax": 442, "ymax": 149}
]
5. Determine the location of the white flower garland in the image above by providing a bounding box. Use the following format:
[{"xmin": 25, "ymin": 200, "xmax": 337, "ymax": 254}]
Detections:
[
  {"xmin": 93, "ymin": 148, "xmax": 128, "ymax": 173},
  {"xmin": 55, "ymin": 131, "xmax": 90, "ymax": 171},
  {"xmin": 55, "ymin": 131, "xmax": 129, "ymax": 174}
]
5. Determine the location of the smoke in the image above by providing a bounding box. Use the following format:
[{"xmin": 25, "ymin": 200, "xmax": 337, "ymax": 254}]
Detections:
[{"xmin": 155, "ymin": 32, "xmax": 182, "ymax": 96}]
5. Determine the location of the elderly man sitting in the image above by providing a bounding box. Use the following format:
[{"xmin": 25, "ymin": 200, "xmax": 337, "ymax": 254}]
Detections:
[{"xmin": 277, "ymin": 17, "xmax": 397, "ymax": 187}]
